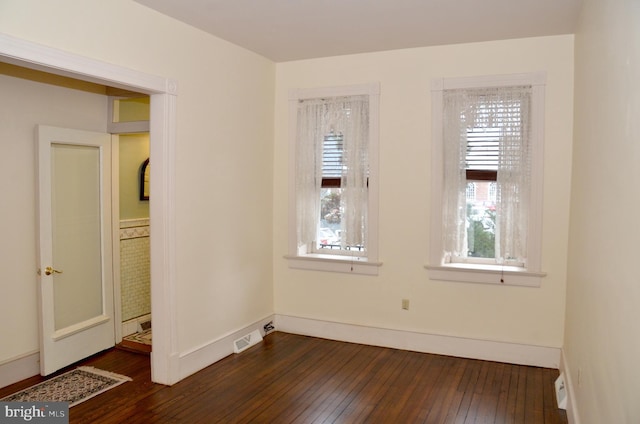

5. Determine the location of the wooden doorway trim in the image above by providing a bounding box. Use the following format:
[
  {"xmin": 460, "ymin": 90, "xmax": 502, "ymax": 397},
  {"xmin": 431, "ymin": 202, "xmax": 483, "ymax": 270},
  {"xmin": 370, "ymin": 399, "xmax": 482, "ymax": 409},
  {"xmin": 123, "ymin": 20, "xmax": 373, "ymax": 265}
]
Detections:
[{"xmin": 0, "ymin": 33, "xmax": 179, "ymax": 385}]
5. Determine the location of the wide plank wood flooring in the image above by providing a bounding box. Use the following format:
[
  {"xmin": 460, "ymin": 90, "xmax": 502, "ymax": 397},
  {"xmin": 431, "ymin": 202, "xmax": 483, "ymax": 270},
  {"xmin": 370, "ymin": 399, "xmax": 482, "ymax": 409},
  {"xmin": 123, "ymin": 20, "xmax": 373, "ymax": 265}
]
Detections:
[{"xmin": 0, "ymin": 332, "xmax": 568, "ymax": 423}]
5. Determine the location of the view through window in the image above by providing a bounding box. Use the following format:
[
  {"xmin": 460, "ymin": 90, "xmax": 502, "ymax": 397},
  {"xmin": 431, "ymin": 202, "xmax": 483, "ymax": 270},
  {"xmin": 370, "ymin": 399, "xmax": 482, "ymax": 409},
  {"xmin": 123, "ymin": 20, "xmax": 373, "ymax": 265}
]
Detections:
[{"xmin": 317, "ymin": 130, "xmax": 365, "ymax": 253}]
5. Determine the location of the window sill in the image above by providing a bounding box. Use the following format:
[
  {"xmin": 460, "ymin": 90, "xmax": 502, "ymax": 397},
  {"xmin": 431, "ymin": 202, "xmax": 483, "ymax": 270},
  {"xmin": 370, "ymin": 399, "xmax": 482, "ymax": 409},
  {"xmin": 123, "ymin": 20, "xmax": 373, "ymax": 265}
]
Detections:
[
  {"xmin": 285, "ymin": 254, "xmax": 382, "ymax": 275},
  {"xmin": 425, "ymin": 263, "xmax": 545, "ymax": 287}
]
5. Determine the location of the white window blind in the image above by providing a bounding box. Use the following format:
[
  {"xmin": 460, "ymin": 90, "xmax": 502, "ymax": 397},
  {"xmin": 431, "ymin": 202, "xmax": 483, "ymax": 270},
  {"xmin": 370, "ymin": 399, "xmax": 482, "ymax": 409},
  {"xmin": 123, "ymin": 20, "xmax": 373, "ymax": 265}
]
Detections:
[{"xmin": 322, "ymin": 131, "xmax": 343, "ymax": 180}]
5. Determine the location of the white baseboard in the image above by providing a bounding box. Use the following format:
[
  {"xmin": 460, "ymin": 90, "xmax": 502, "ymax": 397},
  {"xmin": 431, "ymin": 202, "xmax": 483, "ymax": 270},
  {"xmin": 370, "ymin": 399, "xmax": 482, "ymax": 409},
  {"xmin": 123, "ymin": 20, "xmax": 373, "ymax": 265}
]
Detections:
[
  {"xmin": 177, "ymin": 315, "xmax": 275, "ymax": 381},
  {"xmin": 275, "ymin": 314, "xmax": 561, "ymax": 369},
  {"xmin": 0, "ymin": 351, "xmax": 39, "ymax": 389},
  {"xmin": 559, "ymin": 349, "xmax": 581, "ymax": 424}
]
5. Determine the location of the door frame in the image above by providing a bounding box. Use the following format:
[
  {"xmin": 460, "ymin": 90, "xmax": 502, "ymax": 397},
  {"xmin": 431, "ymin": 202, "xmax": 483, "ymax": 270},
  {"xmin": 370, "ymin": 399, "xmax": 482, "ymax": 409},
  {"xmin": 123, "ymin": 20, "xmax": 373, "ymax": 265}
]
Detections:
[
  {"xmin": 0, "ymin": 33, "xmax": 179, "ymax": 385},
  {"xmin": 110, "ymin": 133, "xmax": 152, "ymax": 345},
  {"xmin": 111, "ymin": 135, "xmax": 122, "ymax": 345}
]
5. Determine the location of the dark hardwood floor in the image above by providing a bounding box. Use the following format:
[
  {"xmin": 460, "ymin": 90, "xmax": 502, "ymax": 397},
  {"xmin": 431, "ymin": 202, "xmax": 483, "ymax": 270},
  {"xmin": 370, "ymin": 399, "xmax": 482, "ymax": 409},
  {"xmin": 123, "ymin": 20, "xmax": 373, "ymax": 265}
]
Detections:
[{"xmin": 0, "ymin": 332, "xmax": 567, "ymax": 423}]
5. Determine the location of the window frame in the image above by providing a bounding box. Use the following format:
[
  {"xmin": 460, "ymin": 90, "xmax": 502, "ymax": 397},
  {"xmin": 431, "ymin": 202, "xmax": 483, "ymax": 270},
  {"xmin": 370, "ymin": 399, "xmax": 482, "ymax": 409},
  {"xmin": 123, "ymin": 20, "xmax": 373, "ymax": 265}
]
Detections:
[
  {"xmin": 286, "ymin": 83, "xmax": 381, "ymax": 275},
  {"xmin": 427, "ymin": 73, "xmax": 547, "ymax": 287}
]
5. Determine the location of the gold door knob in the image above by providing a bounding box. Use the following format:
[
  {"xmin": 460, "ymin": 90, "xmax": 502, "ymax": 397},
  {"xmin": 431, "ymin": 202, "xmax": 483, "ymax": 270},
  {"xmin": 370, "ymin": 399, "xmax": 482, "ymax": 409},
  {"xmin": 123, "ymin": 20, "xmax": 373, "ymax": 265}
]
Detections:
[{"xmin": 44, "ymin": 266, "xmax": 63, "ymax": 276}]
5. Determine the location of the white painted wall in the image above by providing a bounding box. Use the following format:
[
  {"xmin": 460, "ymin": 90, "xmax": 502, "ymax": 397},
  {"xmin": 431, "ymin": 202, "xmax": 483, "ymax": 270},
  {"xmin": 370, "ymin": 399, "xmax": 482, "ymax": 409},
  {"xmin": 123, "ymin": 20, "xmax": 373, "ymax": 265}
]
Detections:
[
  {"xmin": 0, "ymin": 0, "xmax": 274, "ymax": 371},
  {"xmin": 565, "ymin": 0, "xmax": 640, "ymax": 422},
  {"xmin": 274, "ymin": 36, "xmax": 574, "ymax": 353}
]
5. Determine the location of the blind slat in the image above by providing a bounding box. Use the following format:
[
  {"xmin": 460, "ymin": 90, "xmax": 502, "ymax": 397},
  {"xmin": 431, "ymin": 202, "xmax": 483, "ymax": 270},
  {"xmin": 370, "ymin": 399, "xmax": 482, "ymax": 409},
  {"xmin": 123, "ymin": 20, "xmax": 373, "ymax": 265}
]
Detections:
[
  {"xmin": 464, "ymin": 101, "xmax": 522, "ymax": 171},
  {"xmin": 323, "ymin": 133, "xmax": 343, "ymax": 178}
]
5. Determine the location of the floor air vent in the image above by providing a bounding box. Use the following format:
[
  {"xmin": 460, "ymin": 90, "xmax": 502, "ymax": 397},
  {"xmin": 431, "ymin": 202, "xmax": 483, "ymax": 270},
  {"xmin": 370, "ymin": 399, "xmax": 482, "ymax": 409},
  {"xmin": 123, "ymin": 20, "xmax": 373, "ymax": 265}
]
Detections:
[
  {"xmin": 233, "ymin": 329, "xmax": 263, "ymax": 353},
  {"xmin": 554, "ymin": 373, "xmax": 567, "ymax": 410}
]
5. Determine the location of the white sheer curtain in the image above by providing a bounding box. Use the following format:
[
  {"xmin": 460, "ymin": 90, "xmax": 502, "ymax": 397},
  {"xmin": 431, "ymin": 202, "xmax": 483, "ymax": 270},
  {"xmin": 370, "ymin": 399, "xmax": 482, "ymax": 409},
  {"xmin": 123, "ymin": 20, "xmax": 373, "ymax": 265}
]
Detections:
[
  {"xmin": 295, "ymin": 95, "xmax": 369, "ymax": 252},
  {"xmin": 340, "ymin": 97, "xmax": 369, "ymax": 249},
  {"xmin": 295, "ymin": 100, "xmax": 324, "ymax": 252},
  {"xmin": 495, "ymin": 88, "xmax": 531, "ymax": 264},
  {"xmin": 442, "ymin": 86, "xmax": 532, "ymax": 264},
  {"xmin": 442, "ymin": 93, "xmax": 468, "ymax": 260}
]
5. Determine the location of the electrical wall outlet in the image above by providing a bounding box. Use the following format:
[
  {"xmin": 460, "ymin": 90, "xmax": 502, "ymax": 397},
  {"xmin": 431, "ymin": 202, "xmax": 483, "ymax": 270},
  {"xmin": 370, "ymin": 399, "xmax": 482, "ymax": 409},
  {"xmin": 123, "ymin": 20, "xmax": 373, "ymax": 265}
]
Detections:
[{"xmin": 401, "ymin": 299, "xmax": 410, "ymax": 310}]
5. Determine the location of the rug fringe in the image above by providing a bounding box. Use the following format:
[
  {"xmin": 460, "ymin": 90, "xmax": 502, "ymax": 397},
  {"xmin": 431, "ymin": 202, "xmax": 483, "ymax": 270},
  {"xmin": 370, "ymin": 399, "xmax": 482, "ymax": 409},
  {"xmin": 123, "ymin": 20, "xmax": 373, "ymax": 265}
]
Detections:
[{"xmin": 77, "ymin": 366, "xmax": 132, "ymax": 382}]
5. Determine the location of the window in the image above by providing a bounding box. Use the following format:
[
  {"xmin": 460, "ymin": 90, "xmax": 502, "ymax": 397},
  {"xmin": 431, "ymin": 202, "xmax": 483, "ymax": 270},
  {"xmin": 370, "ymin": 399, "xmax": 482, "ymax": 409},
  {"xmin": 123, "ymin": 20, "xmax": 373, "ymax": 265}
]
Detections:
[
  {"xmin": 428, "ymin": 73, "xmax": 546, "ymax": 286},
  {"xmin": 466, "ymin": 182, "xmax": 477, "ymax": 201},
  {"xmin": 488, "ymin": 182, "xmax": 497, "ymax": 202},
  {"xmin": 286, "ymin": 83, "xmax": 380, "ymax": 275},
  {"xmin": 318, "ymin": 131, "xmax": 350, "ymax": 251}
]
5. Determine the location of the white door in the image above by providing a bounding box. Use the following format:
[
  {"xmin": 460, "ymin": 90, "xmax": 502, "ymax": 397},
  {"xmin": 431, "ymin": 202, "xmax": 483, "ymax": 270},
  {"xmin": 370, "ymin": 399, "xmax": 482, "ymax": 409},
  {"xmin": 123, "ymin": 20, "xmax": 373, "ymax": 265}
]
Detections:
[{"xmin": 36, "ymin": 125, "xmax": 115, "ymax": 376}]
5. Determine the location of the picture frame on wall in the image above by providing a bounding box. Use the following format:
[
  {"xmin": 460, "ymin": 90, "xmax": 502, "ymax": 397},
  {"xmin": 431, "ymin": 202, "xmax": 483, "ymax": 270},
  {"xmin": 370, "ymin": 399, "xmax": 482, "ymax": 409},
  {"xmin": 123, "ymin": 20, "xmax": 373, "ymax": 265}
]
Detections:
[{"xmin": 140, "ymin": 158, "xmax": 150, "ymax": 201}]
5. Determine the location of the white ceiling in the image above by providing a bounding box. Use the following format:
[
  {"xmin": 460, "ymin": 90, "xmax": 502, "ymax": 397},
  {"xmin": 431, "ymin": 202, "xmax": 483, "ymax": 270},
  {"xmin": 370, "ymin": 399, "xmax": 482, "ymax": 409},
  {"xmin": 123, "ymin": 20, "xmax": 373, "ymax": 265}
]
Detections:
[{"xmin": 135, "ymin": 0, "xmax": 583, "ymax": 62}]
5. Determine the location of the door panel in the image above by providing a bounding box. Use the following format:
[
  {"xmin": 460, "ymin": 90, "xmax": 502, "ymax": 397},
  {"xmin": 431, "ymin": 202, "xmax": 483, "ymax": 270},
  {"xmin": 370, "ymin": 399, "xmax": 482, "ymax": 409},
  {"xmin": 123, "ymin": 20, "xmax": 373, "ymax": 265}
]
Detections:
[
  {"xmin": 52, "ymin": 144, "xmax": 104, "ymax": 330},
  {"xmin": 37, "ymin": 125, "xmax": 114, "ymax": 376}
]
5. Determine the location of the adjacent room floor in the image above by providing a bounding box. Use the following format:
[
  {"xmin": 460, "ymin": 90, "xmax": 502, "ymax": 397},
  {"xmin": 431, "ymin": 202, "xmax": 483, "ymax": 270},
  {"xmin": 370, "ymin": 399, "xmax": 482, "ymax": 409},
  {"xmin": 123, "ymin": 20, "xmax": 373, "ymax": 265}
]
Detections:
[{"xmin": 118, "ymin": 329, "xmax": 152, "ymax": 354}]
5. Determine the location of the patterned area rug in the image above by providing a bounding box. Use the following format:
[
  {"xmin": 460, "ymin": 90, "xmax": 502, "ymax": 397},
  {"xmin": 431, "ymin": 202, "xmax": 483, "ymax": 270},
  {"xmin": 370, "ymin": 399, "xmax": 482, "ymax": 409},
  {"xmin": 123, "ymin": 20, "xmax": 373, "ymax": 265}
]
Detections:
[{"xmin": 0, "ymin": 366, "xmax": 131, "ymax": 407}]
